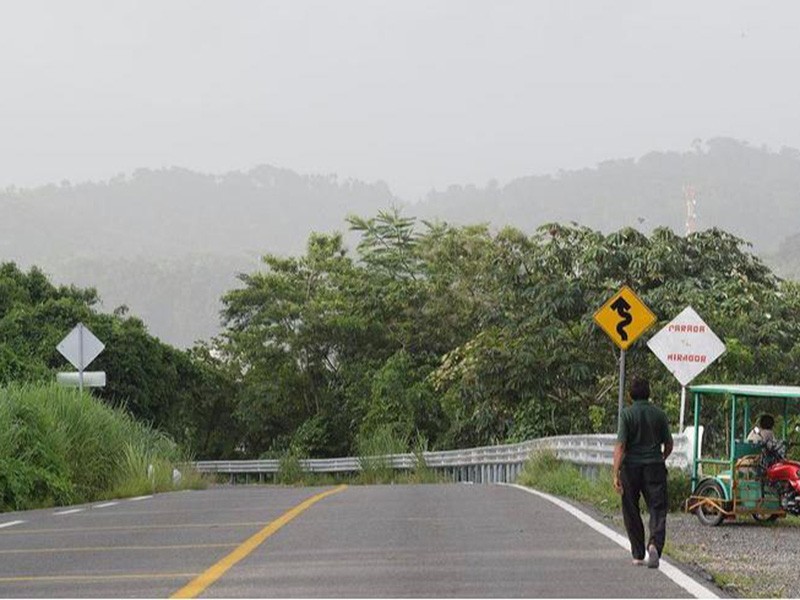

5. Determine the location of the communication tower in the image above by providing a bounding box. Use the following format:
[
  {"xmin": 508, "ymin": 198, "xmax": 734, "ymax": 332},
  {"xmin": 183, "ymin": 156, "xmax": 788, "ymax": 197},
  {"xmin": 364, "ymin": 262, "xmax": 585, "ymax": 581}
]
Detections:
[{"xmin": 683, "ymin": 184, "xmax": 697, "ymax": 235}]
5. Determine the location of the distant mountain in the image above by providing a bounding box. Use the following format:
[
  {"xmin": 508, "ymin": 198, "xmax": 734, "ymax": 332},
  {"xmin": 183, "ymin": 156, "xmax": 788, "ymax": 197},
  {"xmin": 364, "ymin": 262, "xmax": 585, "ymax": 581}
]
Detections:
[
  {"xmin": 767, "ymin": 233, "xmax": 800, "ymax": 281},
  {"xmin": 2, "ymin": 138, "xmax": 798, "ymax": 347},
  {"xmin": 1, "ymin": 166, "xmax": 397, "ymax": 346},
  {"xmin": 0, "ymin": 165, "xmax": 396, "ymax": 263},
  {"xmin": 415, "ymin": 137, "xmax": 800, "ymax": 255}
]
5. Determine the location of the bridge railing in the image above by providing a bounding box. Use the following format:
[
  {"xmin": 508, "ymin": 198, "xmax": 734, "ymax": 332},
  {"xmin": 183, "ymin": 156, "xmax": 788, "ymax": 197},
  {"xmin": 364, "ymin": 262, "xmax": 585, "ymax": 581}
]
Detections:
[{"xmin": 193, "ymin": 426, "xmax": 702, "ymax": 484}]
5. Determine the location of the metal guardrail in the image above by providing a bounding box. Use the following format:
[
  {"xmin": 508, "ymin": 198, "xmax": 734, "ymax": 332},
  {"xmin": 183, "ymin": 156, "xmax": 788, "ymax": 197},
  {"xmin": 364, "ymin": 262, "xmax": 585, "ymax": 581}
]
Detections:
[{"xmin": 194, "ymin": 427, "xmax": 701, "ymax": 485}]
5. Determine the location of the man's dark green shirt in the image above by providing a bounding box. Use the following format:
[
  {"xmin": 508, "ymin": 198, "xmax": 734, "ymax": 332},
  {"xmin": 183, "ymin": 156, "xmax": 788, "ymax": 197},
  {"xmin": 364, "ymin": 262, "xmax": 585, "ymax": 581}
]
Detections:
[{"xmin": 617, "ymin": 399, "xmax": 672, "ymax": 465}]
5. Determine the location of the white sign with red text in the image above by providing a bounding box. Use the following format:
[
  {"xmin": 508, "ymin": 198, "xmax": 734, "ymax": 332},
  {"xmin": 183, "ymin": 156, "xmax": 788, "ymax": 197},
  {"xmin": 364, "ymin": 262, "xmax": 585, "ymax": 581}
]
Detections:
[{"xmin": 647, "ymin": 306, "xmax": 725, "ymax": 386}]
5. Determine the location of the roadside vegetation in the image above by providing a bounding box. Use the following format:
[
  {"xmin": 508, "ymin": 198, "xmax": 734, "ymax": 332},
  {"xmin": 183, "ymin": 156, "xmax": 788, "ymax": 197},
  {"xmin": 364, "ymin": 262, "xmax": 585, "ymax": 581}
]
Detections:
[
  {"xmin": 517, "ymin": 450, "xmax": 692, "ymax": 514},
  {"xmin": 265, "ymin": 427, "xmax": 444, "ymax": 487},
  {"xmin": 5, "ymin": 214, "xmax": 800, "ymax": 464},
  {"xmin": 217, "ymin": 211, "xmax": 800, "ymax": 461},
  {"xmin": 518, "ymin": 452, "xmax": 797, "ymax": 598},
  {"xmin": 3, "ymin": 211, "xmax": 800, "ymax": 509},
  {"xmin": 0, "ymin": 383, "xmax": 204, "ymax": 512}
]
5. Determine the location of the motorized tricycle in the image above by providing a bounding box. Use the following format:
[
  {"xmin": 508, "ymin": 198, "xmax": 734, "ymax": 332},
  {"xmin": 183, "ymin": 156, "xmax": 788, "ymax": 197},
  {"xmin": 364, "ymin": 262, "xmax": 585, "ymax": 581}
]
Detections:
[{"xmin": 685, "ymin": 384, "xmax": 800, "ymax": 526}]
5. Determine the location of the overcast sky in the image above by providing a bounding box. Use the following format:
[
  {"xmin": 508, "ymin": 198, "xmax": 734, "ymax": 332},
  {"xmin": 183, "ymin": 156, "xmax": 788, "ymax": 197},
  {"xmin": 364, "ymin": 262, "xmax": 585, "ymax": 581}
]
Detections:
[{"xmin": 2, "ymin": 1, "xmax": 799, "ymax": 201}]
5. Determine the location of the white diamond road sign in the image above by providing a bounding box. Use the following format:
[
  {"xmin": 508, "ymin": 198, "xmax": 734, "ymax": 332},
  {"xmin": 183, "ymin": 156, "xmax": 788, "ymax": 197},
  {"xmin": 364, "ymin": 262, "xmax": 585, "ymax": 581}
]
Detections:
[
  {"xmin": 647, "ymin": 306, "xmax": 725, "ymax": 387},
  {"xmin": 57, "ymin": 323, "xmax": 105, "ymax": 370}
]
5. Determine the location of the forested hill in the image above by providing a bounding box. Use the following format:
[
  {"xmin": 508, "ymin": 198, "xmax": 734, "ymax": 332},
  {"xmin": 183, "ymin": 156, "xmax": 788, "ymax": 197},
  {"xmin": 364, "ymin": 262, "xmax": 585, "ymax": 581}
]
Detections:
[
  {"xmin": 416, "ymin": 137, "xmax": 800, "ymax": 255},
  {"xmin": 0, "ymin": 166, "xmax": 397, "ymax": 346},
  {"xmin": 2, "ymin": 137, "xmax": 798, "ymax": 347},
  {"xmin": 0, "ymin": 165, "xmax": 396, "ymax": 262},
  {"xmin": 771, "ymin": 233, "xmax": 800, "ymax": 280}
]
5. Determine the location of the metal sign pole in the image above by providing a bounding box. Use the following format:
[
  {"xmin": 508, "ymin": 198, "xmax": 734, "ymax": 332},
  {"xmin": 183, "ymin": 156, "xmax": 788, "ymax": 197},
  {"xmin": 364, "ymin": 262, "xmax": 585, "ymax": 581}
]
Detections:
[
  {"xmin": 679, "ymin": 386, "xmax": 687, "ymax": 433},
  {"xmin": 78, "ymin": 323, "xmax": 84, "ymax": 394},
  {"xmin": 617, "ymin": 349, "xmax": 626, "ymax": 427}
]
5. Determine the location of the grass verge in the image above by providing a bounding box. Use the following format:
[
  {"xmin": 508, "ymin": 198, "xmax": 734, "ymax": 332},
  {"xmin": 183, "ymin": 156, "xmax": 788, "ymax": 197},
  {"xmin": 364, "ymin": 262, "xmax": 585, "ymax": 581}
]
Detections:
[
  {"xmin": 242, "ymin": 429, "xmax": 447, "ymax": 487},
  {"xmin": 517, "ymin": 450, "xmax": 692, "ymax": 515},
  {"xmin": 517, "ymin": 451, "xmax": 788, "ymax": 598},
  {"xmin": 0, "ymin": 382, "xmax": 206, "ymax": 512}
]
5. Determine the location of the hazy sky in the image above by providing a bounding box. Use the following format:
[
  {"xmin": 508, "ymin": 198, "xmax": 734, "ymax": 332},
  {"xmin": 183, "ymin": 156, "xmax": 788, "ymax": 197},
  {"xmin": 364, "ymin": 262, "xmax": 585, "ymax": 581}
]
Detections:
[{"xmin": 2, "ymin": 1, "xmax": 800, "ymax": 201}]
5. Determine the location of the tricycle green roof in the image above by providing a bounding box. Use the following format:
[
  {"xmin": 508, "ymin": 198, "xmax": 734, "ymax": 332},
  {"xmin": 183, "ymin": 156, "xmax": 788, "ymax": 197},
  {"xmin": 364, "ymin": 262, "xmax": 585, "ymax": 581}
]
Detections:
[
  {"xmin": 689, "ymin": 384, "xmax": 800, "ymax": 399},
  {"xmin": 687, "ymin": 383, "xmax": 800, "ymax": 525}
]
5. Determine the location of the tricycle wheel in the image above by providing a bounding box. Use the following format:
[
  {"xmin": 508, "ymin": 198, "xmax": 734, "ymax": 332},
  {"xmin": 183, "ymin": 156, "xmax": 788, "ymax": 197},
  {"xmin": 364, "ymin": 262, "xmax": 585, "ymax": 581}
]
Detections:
[
  {"xmin": 752, "ymin": 513, "xmax": 779, "ymax": 523},
  {"xmin": 694, "ymin": 479, "xmax": 726, "ymax": 526}
]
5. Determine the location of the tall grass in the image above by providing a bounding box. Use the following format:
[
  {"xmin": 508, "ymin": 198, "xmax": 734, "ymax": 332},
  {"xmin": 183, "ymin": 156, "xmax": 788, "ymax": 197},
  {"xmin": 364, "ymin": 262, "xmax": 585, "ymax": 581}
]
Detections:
[
  {"xmin": 0, "ymin": 383, "xmax": 204, "ymax": 512},
  {"xmin": 276, "ymin": 451, "xmax": 308, "ymax": 485},
  {"xmin": 518, "ymin": 450, "xmax": 692, "ymax": 514},
  {"xmin": 403, "ymin": 432, "xmax": 441, "ymax": 484},
  {"xmin": 354, "ymin": 427, "xmax": 445, "ymax": 485},
  {"xmin": 518, "ymin": 451, "xmax": 621, "ymax": 513},
  {"xmin": 357, "ymin": 426, "xmax": 409, "ymax": 484}
]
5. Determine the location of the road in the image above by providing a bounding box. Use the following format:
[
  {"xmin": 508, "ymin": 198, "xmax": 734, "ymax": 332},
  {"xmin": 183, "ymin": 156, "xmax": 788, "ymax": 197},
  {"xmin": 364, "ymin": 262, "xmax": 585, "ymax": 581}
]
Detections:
[{"xmin": 0, "ymin": 484, "xmax": 716, "ymax": 598}]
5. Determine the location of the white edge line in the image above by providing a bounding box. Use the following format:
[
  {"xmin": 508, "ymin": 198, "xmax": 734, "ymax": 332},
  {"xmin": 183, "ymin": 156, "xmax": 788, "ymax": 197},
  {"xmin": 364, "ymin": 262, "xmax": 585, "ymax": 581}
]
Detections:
[
  {"xmin": 54, "ymin": 509, "xmax": 83, "ymax": 516},
  {"xmin": 502, "ymin": 483, "xmax": 720, "ymax": 599},
  {"xmin": 127, "ymin": 495, "xmax": 153, "ymax": 502},
  {"xmin": 93, "ymin": 502, "xmax": 119, "ymax": 508},
  {"xmin": 0, "ymin": 520, "xmax": 25, "ymax": 529}
]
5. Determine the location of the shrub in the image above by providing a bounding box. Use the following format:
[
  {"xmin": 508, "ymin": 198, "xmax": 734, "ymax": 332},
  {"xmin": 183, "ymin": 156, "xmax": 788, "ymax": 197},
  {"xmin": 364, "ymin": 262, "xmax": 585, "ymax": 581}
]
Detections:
[
  {"xmin": 357, "ymin": 425, "xmax": 408, "ymax": 484},
  {"xmin": 276, "ymin": 451, "xmax": 307, "ymax": 485},
  {"xmin": 667, "ymin": 466, "xmax": 693, "ymax": 513},
  {"xmin": 519, "ymin": 450, "xmax": 693, "ymax": 515},
  {"xmin": 0, "ymin": 383, "xmax": 202, "ymax": 511}
]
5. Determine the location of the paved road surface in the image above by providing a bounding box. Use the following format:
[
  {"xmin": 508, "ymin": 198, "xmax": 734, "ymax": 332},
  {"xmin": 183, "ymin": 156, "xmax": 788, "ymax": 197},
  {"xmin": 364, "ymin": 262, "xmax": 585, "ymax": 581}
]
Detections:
[{"xmin": 0, "ymin": 484, "xmax": 713, "ymax": 598}]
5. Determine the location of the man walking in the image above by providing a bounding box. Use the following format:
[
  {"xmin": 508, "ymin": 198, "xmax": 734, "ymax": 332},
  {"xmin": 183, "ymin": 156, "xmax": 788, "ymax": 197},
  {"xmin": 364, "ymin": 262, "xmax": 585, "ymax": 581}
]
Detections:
[{"xmin": 612, "ymin": 377, "xmax": 673, "ymax": 568}]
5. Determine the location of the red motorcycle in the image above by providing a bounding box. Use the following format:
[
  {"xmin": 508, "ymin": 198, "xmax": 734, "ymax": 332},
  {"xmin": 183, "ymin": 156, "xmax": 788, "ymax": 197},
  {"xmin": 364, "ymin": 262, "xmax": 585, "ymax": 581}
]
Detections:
[{"xmin": 759, "ymin": 438, "xmax": 800, "ymax": 515}]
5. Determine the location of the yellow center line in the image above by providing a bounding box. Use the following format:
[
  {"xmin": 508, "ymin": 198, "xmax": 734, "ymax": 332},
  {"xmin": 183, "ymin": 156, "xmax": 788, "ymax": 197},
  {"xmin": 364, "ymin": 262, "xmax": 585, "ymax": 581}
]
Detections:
[
  {"xmin": 0, "ymin": 543, "xmax": 239, "ymax": 555},
  {"xmin": 171, "ymin": 485, "xmax": 348, "ymax": 599},
  {"xmin": 0, "ymin": 572, "xmax": 199, "ymax": 584}
]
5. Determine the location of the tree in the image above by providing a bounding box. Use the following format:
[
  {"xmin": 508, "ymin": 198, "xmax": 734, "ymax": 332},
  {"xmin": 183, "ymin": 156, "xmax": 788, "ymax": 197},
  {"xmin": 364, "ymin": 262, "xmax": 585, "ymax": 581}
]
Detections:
[
  {"xmin": 218, "ymin": 213, "xmax": 800, "ymax": 456},
  {"xmin": 0, "ymin": 262, "xmax": 238, "ymax": 458}
]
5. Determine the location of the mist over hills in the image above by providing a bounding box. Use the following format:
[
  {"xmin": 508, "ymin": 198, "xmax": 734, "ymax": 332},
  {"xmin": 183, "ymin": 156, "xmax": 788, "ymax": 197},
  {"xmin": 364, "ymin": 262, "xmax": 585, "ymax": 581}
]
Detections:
[
  {"xmin": 1, "ymin": 165, "xmax": 397, "ymax": 346},
  {"xmin": 2, "ymin": 137, "xmax": 798, "ymax": 347},
  {"xmin": 0, "ymin": 164, "xmax": 395, "ymax": 261},
  {"xmin": 416, "ymin": 137, "xmax": 800, "ymax": 253}
]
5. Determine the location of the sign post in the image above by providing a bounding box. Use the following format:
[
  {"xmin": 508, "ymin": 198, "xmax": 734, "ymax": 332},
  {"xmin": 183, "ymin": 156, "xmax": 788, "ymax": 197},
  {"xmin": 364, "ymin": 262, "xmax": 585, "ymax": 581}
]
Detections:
[
  {"xmin": 56, "ymin": 323, "xmax": 106, "ymax": 392},
  {"xmin": 594, "ymin": 286, "xmax": 657, "ymax": 426},
  {"xmin": 646, "ymin": 306, "xmax": 725, "ymax": 432},
  {"xmin": 617, "ymin": 348, "xmax": 626, "ymax": 425}
]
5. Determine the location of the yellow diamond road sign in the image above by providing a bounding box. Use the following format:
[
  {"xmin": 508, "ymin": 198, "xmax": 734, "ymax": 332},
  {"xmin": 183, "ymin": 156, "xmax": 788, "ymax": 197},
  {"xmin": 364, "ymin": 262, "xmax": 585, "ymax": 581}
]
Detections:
[{"xmin": 594, "ymin": 285, "xmax": 657, "ymax": 350}]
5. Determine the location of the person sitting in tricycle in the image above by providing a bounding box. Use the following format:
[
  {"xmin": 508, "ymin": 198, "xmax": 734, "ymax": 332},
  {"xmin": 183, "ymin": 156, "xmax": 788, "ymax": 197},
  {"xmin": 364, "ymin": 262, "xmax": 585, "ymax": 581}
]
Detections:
[{"xmin": 747, "ymin": 413, "xmax": 776, "ymax": 445}]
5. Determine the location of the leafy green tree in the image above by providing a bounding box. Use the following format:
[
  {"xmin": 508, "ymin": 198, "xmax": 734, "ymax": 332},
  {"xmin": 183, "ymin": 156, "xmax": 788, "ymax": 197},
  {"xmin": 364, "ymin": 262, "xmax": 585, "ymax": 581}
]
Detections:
[
  {"xmin": 0, "ymin": 262, "xmax": 238, "ymax": 458},
  {"xmin": 431, "ymin": 224, "xmax": 800, "ymax": 446},
  {"xmin": 220, "ymin": 233, "xmax": 366, "ymax": 457},
  {"xmin": 219, "ymin": 213, "xmax": 800, "ymax": 456}
]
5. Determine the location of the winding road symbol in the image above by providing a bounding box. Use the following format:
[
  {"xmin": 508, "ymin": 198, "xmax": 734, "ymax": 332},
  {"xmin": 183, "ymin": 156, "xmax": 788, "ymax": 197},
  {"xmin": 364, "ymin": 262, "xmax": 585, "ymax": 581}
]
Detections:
[
  {"xmin": 609, "ymin": 297, "xmax": 633, "ymax": 341},
  {"xmin": 593, "ymin": 286, "xmax": 656, "ymax": 350}
]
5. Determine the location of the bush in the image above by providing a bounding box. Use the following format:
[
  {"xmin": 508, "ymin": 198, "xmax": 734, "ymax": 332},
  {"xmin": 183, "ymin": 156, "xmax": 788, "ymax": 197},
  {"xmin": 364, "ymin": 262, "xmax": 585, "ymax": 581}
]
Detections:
[
  {"xmin": 667, "ymin": 467, "xmax": 693, "ymax": 513},
  {"xmin": 357, "ymin": 425, "xmax": 409, "ymax": 484},
  {"xmin": 519, "ymin": 450, "xmax": 692, "ymax": 515},
  {"xmin": 0, "ymin": 383, "xmax": 202, "ymax": 511},
  {"xmin": 518, "ymin": 451, "xmax": 620, "ymax": 513},
  {"xmin": 403, "ymin": 432, "xmax": 442, "ymax": 484},
  {"xmin": 276, "ymin": 451, "xmax": 307, "ymax": 485}
]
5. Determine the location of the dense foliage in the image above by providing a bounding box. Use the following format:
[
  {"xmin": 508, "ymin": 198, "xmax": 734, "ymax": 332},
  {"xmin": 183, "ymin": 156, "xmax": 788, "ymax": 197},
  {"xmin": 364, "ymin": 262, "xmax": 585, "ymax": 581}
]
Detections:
[
  {"xmin": 518, "ymin": 451, "xmax": 692, "ymax": 514},
  {"xmin": 217, "ymin": 211, "xmax": 800, "ymax": 458},
  {"xmin": 3, "ymin": 211, "xmax": 799, "ymax": 463},
  {"xmin": 0, "ymin": 262, "xmax": 238, "ymax": 458},
  {"xmin": 0, "ymin": 383, "xmax": 201, "ymax": 511},
  {"xmin": 2, "ymin": 139, "xmax": 798, "ymax": 348}
]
